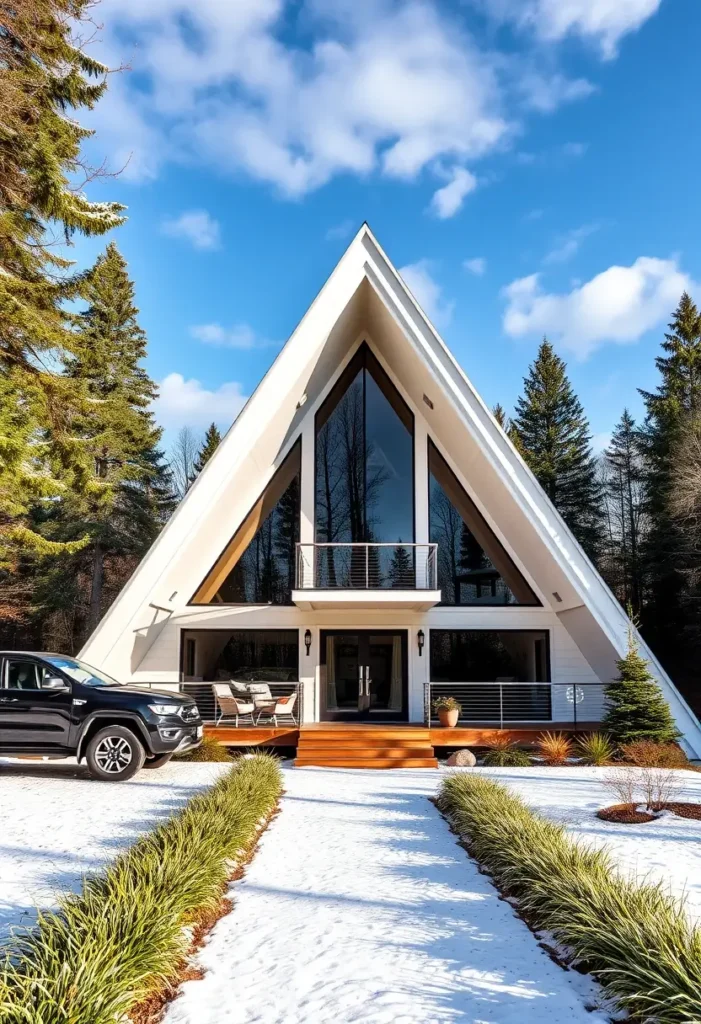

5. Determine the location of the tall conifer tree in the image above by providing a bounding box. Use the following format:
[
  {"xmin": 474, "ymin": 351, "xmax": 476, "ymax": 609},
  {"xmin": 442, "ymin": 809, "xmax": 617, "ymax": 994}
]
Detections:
[
  {"xmin": 639, "ymin": 292, "xmax": 701, "ymax": 674},
  {"xmin": 513, "ymin": 339, "xmax": 602, "ymax": 559},
  {"xmin": 601, "ymin": 410, "xmax": 646, "ymax": 613},
  {"xmin": 0, "ymin": 0, "xmax": 124, "ymax": 565},
  {"xmin": 36, "ymin": 244, "xmax": 174, "ymax": 641}
]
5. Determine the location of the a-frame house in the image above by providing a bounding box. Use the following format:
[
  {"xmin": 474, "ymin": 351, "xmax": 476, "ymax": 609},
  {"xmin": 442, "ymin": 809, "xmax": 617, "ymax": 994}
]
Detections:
[{"xmin": 81, "ymin": 225, "xmax": 701, "ymax": 763}]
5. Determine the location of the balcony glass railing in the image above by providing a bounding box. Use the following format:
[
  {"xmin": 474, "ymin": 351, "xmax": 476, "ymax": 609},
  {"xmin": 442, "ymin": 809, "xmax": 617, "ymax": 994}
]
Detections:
[{"xmin": 295, "ymin": 543, "xmax": 438, "ymax": 590}]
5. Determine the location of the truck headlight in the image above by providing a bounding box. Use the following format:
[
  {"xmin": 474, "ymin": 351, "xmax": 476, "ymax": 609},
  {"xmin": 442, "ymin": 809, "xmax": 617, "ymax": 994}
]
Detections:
[{"xmin": 148, "ymin": 703, "xmax": 182, "ymax": 716}]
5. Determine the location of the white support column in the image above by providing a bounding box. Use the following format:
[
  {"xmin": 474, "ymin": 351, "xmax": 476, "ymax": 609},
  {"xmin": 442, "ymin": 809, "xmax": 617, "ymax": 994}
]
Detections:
[
  {"xmin": 414, "ymin": 419, "xmax": 429, "ymax": 544},
  {"xmin": 299, "ymin": 626, "xmax": 319, "ymax": 723}
]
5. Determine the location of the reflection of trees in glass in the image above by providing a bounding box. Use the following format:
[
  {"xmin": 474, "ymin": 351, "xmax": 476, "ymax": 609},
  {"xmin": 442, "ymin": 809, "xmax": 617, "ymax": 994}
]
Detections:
[
  {"xmin": 389, "ymin": 545, "xmax": 412, "ymax": 588},
  {"xmin": 430, "ymin": 472, "xmax": 516, "ymax": 605},
  {"xmin": 219, "ymin": 474, "xmax": 299, "ymax": 603},
  {"xmin": 316, "ymin": 371, "xmax": 392, "ymax": 585}
]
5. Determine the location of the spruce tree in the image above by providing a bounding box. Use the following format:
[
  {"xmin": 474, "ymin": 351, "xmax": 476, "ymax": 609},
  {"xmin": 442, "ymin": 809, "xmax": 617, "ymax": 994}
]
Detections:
[
  {"xmin": 603, "ymin": 628, "xmax": 679, "ymax": 744},
  {"xmin": 602, "ymin": 410, "xmax": 646, "ymax": 613},
  {"xmin": 513, "ymin": 338, "xmax": 602, "ymax": 559},
  {"xmin": 639, "ymin": 293, "xmax": 701, "ymax": 675},
  {"xmin": 193, "ymin": 423, "xmax": 222, "ymax": 477},
  {"xmin": 388, "ymin": 545, "xmax": 412, "ymax": 588},
  {"xmin": 36, "ymin": 244, "xmax": 174, "ymax": 639},
  {"xmin": 0, "ymin": 0, "xmax": 124, "ymax": 564}
]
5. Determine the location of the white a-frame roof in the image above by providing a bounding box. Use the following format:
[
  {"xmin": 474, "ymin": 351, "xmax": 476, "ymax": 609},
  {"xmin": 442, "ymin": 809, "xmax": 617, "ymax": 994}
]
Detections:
[{"xmin": 81, "ymin": 224, "xmax": 701, "ymax": 756}]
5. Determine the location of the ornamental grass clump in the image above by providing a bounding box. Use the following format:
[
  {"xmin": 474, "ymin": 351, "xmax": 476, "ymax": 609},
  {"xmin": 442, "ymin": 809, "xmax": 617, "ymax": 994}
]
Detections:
[
  {"xmin": 575, "ymin": 732, "xmax": 614, "ymax": 766},
  {"xmin": 535, "ymin": 731, "xmax": 572, "ymax": 765},
  {"xmin": 174, "ymin": 735, "xmax": 235, "ymax": 762},
  {"xmin": 438, "ymin": 772, "xmax": 701, "ymax": 1023},
  {"xmin": 482, "ymin": 736, "xmax": 531, "ymax": 767},
  {"xmin": 0, "ymin": 753, "xmax": 282, "ymax": 1024}
]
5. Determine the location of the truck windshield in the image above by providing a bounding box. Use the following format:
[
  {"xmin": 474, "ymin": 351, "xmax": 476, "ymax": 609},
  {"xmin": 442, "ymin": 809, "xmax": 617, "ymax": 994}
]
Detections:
[{"xmin": 44, "ymin": 656, "xmax": 123, "ymax": 688}]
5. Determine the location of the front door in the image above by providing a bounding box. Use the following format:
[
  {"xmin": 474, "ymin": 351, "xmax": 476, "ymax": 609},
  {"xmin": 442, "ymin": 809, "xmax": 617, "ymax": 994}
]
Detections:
[{"xmin": 320, "ymin": 630, "xmax": 408, "ymax": 721}]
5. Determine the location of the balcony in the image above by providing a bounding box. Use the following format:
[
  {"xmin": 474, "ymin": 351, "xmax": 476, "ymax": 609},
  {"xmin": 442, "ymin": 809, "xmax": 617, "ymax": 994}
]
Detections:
[{"xmin": 292, "ymin": 542, "xmax": 442, "ymax": 610}]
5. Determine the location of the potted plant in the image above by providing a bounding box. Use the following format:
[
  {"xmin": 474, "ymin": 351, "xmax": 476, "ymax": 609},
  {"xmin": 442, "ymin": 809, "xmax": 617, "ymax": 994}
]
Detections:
[{"xmin": 433, "ymin": 696, "xmax": 461, "ymax": 728}]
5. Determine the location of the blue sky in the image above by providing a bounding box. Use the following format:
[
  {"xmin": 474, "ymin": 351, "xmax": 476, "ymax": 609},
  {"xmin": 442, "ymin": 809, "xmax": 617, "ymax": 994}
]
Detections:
[{"xmin": 73, "ymin": 0, "xmax": 701, "ymax": 453}]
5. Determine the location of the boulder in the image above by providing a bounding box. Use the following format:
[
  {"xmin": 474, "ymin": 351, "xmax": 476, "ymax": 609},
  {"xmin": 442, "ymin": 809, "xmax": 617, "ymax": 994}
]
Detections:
[{"xmin": 446, "ymin": 748, "xmax": 477, "ymax": 767}]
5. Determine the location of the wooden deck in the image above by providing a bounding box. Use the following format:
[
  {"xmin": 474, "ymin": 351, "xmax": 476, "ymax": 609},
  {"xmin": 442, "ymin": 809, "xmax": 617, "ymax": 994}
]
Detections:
[{"xmin": 203, "ymin": 721, "xmax": 600, "ymax": 761}]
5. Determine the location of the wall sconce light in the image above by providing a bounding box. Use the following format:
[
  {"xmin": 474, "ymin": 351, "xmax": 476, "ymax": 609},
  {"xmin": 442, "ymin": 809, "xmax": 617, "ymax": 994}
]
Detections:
[
  {"xmin": 417, "ymin": 629, "xmax": 425, "ymax": 657},
  {"xmin": 304, "ymin": 629, "xmax": 312, "ymax": 655}
]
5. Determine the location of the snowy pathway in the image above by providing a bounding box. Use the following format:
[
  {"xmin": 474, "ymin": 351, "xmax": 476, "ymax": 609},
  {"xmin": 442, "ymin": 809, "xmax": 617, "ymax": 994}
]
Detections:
[
  {"xmin": 0, "ymin": 758, "xmax": 229, "ymax": 939},
  {"xmin": 164, "ymin": 767, "xmax": 608, "ymax": 1024}
]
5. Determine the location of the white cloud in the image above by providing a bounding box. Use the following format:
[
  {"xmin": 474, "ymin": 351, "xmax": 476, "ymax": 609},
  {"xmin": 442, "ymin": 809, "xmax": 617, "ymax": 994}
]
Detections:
[
  {"xmin": 543, "ymin": 223, "xmax": 599, "ymax": 264},
  {"xmin": 483, "ymin": 0, "xmax": 661, "ymax": 59},
  {"xmin": 399, "ymin": 260, "xmax": 454, "ymax": 327},
  {"xmin": 592, "ymin": 431, "xmax": 612, "ymax": 453},
  {"xmin": 154, "ymin": 373, "xmax": 247, "ymax": 430},
  {"xmin": 430, "ymin": 167, "xmax": 478, "ymax": 219},
  {"xmin": 518, "ymin": 72, "xmax": 595, "ymax": 113},
  {"xmin": 464, "ymin": 257, "xmax": 486, "ymax": 275},
  {"xmin": 325, "ymin": 219, "xmax": 355, "ymax": 241},
  {"xmin": 85, "ymin": 0, "xmax": 603, "ymax": 197},
  {"xmin": 502, "ymin": 256, "xmax": 695, "ymax": 359},
  {"xmin": 161, "ymin": 210, "xmax": 221, "ymax": 250},
  {"xmin": 191, "ymin": 323, "xmax": 276, "ymax": 349}
]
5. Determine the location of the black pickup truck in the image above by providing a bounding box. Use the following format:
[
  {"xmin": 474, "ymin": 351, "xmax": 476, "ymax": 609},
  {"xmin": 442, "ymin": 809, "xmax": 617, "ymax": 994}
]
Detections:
[{"xmin": 0, "ymin": 652, "xmax": 202, "ymax": 780}]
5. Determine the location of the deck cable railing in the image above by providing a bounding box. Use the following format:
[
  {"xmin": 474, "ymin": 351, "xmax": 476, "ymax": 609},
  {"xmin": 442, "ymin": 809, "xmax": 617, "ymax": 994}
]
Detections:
[
  {"xmin": 424, "ymin": 680, "xmax": 610, "ymax": 731},
  {"xmin": 295, "ymin": 542, "xmax": 438, "ymax": 590}
]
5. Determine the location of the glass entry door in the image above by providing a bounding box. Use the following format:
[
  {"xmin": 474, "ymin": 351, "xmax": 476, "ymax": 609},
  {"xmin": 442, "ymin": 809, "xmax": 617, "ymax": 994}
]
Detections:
[{"xmin": 321, "ymin": 630, "xmax": 408, "ymax": 721}]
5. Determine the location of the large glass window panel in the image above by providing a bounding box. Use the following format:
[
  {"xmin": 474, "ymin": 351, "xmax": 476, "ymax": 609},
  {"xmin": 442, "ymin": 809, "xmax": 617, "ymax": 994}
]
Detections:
[
  {"xmin": 430, "ymin": 630, "xmax": 550, "ymax": 682},
  {"xmin": 314, "ymin": 344, "xmax": 414, "ymax": 587},
  {"xmin": 215, "ymin": 630, "xmax": 299, "ymax": 682},
  {"xmin": 192, "ymin": 442, "xmax": 300, "ymax": 604},
  {"xmin": 428, "ymin": 440, "xmax": 539, "ymax": 606}
]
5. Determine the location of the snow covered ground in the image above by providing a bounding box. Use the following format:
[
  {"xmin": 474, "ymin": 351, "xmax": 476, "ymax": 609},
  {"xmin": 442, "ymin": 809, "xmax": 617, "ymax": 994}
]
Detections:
[
  {"xmin": 164, "ymin": 766, "xmax": 610, "ymax": 1024},
  {"xmin": 0, "ymin": 757, "xmax": 229, "ymax": 940},
  {"xmin": 479, "ymin": 765, "xmax": 701, "ymax": 925}
]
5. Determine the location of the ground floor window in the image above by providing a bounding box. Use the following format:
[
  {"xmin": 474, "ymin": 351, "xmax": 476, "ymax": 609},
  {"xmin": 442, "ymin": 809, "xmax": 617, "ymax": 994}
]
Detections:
[
  {"xmin": 430, "ymin": 629, "xmax": 549, "ymax": 682},
  {"xmin": 429, "ymin": 629, "xmax": 551, "ymax": 722},
  {"xmin": 181, "ymin": 629, "xmax": 299, "ymax": 683}
]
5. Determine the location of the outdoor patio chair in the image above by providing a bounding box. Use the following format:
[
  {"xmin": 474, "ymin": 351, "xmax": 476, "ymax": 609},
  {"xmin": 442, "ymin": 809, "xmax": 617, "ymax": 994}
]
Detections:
[
  {"xmin": 247, "ymin": 682, "xmax": 273, "ymax": 703},
  {"xmin": 211, "ymin": 683, "xmax": 255, "ymax": 727},
  {"xmin": 254, "ymin": 692, "xmax": 298, "ymax": 726}
]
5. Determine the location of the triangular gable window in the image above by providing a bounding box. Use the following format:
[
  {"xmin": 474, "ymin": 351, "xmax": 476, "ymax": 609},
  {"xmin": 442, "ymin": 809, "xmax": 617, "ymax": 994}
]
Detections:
[
  {"xmin": 192, "ymin": 441, "xmax": 300, "ymax": 604},
  {"xmin": 428, "ymin": 439, "xmax": 539, "ymax": 606}
]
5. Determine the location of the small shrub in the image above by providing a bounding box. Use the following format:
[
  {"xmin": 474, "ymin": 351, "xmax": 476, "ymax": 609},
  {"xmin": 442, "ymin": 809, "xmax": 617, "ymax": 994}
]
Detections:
[
  {"xmin": 620, "ymin": 739, "xmax": 688, "ymax": 769},
  {"xmin": 433, "ymin": 696, "xmax": 461, "ymax": 713},
  {"xmin": 640, "ymin": 767, "xmax": 684, "ymax": 810},
  {"xmin": 603, "ymin": 766, "xmax": 639, "ymax": 807},
  {"xmin": 438, "ymin": 772, "xmax": 701, "ymax": 1023},
  {"xmin": 482, "ymin": 741, "xmax": 531, "ymax": 767},
  {"xmin": 536, "ymin": 731, "xmax": 572, "ymax": 765},
  {"xmin": 175, "ymin": 736, "xmax": 234, "ymax": 762},
  {"xmin": 576, "ymin": 731, "xmax": 614, "ymax": 766}
]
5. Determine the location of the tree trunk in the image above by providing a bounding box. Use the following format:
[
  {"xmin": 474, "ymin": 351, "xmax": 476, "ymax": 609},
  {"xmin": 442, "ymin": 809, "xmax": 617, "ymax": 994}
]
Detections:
[{"xmin": 88, "ymin": 542, "xmax": 104, "ymax": 633}]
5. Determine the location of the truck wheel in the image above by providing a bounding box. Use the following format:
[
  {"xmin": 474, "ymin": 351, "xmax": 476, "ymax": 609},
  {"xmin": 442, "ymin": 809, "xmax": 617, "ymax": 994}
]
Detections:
[
  {"xmin": 86, "ymin": 726, "xmax": 146, "ymax": 781},
  {"xmin": 143, "ymin": 753, "xmax": 173, "ymax": 769}
]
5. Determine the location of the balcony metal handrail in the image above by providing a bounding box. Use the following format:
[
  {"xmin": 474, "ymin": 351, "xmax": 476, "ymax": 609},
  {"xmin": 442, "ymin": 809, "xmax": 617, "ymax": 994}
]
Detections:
[
  {"xmin": 136, "ymin": 681, "xmax": 303, "ymax": 726},
  {"xmin": 296, "ymin": 541, "xmax": 438, "ymax": 591},
  {"xmin": 425, "ymin": 680, "xmax": 610, "ymax": 731}
]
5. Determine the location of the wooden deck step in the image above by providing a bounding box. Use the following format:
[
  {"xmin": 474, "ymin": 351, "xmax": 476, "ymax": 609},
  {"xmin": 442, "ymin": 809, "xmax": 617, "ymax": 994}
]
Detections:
[
  {"xmin": 295, "ymin": 723, "xmax": 437, "ymax": 769},
  {"xmin": 294, "ymin": 756, "xmax": 439, "ymax": 769}
]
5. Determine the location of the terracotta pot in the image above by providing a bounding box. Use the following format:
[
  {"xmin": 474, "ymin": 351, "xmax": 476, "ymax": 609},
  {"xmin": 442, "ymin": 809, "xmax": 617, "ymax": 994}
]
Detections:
[{"xmin": 438, "ymin": 708, "xmax": 459, "ymax": 728}]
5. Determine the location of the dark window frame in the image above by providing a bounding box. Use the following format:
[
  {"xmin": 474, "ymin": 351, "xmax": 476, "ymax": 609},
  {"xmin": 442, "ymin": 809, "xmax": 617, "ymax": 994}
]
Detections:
[
  {"xmin": 190, "ymin": 438, "xmax": 301, "ymax": 605},
  {"xmin": 428, "ymin": 628, "xmax": 552, "ymax": 683},
  {"xmin": 179, "ymin": 628, "xmax": 300, "ymax": 683},
  {"xmin": 427, "ymin": 437, "xmax": 540, "ymax": 607},
  {"xmin": 314, "ymin": 341, "xmax": 416, "ymax": 545}
]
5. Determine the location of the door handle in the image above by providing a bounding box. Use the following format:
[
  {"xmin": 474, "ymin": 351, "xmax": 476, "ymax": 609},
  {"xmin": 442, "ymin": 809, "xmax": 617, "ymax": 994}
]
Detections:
[{"xmin": 0, "ymin": 697, "xmax": 18, "ymax": 703}]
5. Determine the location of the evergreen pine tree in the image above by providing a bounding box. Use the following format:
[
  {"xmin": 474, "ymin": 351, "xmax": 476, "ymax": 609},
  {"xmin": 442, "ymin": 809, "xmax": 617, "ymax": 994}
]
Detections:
[
  {"xmin": 513, "ymin": 338, "xmax": 602, "ymax": 559},
  {"xmin": 388, "ymin": 545, "xmax": 413, "ymax": 588},
  {"xmin": 0, "ymin": 0, "xmax": 124, "ymax": 564},
  {"xmin": 35, "ymin": 244, "xmax": 174, "ymax": 640},
  {"xmin": 193, "ymin": 423, "xmax": 222, "ymax": 477},
  {"xmin": 603, "ymin": 628, "xmax": 679, "ymax": 743},
  {"xmin": 602, "ymin": 410, "xmax": 646, "ymax": 613},
  {"xmin": 638, "ymin": 293, "xmax": 701, "ymax": 676}
]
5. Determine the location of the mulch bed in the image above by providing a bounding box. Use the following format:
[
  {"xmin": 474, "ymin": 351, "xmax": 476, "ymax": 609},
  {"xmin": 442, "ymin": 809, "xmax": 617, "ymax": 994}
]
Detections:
[{"xmin": 597, "ymin": 802, "xmax": 701, "ymax": 824}]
